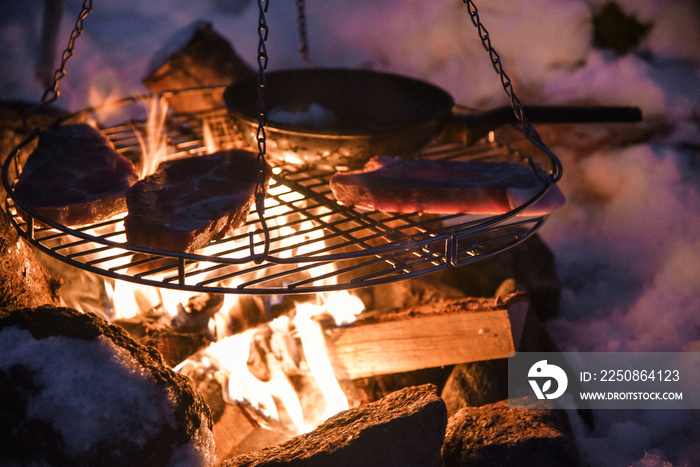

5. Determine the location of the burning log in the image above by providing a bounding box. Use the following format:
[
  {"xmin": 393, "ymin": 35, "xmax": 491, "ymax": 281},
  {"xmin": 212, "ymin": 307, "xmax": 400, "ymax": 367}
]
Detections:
[
  {"xmin": 442, "ymin": 398, "xmax": 581, "ymax": 467},
  {"xmin": 177, "ymin": 357, "xmax": 295, "ymax": 462},
  {"xmin": 213, "ymin": 403, "xmax": 295, "ymax": 462},
  {"xmin": 221, "ymin": 384, "xmax": 447, "ymax": 467},
  {"xmin": 114, "ymin": 292, "xmax": 224, "ymax": 367},
  {"xmin": 143, "ymin": 21, "xmax": 255, "ymax": 113},
  {"xmin": 321, "ymin": 293, "xmax": 528, "ymax": 381},
  {"xmin": 0, "ymin": 207, "xmax": 61, "ymax": 308},
  {"xmin": 0, "ymin": 305, "xmax": 215, "ymax": 465}
]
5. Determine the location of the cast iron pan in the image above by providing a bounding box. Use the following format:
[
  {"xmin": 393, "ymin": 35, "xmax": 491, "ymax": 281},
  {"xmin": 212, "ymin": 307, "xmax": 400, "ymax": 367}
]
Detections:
[{"xmin": 224, "ymin": 68, "xmax": 642, "ymax": 168}]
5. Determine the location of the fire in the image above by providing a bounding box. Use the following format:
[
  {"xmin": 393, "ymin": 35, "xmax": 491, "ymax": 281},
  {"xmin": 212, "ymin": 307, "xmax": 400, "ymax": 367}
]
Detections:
[
  {"xmin": 294, "ymin": 291, "xmax": 365, "ymax": 420},
  {"xmin": 133, "ymin": 95, "xmax": 170, "ymax": 178},
  {"xmin": 170, "ymin": 290, "xmax": 364, "ymax": 435},
  {"xmin": 49, "ymin": 89, "xmax": 368, "ymax": 442}
]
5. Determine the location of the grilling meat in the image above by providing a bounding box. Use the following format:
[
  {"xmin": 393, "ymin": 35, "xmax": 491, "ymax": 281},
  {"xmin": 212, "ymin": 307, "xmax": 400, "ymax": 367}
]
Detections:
[
  {"xmin": 124, "ymin": 149, "xmax": 271, "ymax": 253},
  {"xmin": 13, "ymin": 123, "xmax": 138, "ymax": 226},
  {"xmin": 330, "ymin": 156, "xmax": 565, "ymax": 215}
]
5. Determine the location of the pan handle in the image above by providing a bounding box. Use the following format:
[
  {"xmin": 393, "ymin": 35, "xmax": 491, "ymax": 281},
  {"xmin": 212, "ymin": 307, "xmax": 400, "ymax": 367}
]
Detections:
[{"xmin": 442, "ymin": 105, "xmax": 643, "ymax": 145}]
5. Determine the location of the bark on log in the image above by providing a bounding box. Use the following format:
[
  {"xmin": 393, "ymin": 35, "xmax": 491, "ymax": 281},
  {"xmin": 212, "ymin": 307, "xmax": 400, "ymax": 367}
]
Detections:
[
  {"xmin": 322, "ymin": 293, "xmax": 528, "ymax": 380},
  {"xmin": 221, "ymin": 384, "xmax": 447, "ymax": 467},
  {"xmin": 0, "ymin": 206, "xmax": 61, "ymax": 308}
]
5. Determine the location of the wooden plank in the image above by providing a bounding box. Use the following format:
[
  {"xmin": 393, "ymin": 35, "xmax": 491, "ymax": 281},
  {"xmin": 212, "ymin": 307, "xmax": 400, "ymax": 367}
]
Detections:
[
  {"xmin": 322, "ymin": 294, "xmax": 528, "ymax": 380},
  {"xmin": 214, "ymin": 403, "xmax": 292, "ymax": 462}
]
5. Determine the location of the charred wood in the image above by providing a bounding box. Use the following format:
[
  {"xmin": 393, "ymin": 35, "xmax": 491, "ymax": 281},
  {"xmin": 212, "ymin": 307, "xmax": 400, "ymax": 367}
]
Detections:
[{"xmin": 432, "ymin": 234, "xmax": 561, "ymax": 320}]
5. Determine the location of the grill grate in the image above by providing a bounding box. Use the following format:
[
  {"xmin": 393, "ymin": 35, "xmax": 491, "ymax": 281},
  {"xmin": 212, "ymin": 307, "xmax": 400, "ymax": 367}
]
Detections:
[{"xmin": 2, "ymin": 92, "xmax": 555, "ymax": 295}]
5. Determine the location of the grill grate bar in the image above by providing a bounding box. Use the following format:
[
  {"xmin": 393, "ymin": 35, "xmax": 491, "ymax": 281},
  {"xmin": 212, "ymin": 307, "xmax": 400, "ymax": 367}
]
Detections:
[{"xmin": 2, "ymin": 93, "xmax": 557, "ymax": 294}]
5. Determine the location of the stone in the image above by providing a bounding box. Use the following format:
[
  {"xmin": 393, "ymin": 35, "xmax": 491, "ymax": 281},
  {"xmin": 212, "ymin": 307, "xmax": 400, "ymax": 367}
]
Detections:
[
  {"xmin": 221, "ymin": 384, "xmax": 447, "ymax": 467},
  {"xmin": 0, "ymin": 207, "xmax": 61, "ymax": 309},
  {"xmin": 441, "ymin": 359, "xmax": 509, "ymax": 417},
  {"xmin": 0, "ymin": 305, "xmax": 215, "ymax": 466},
  {"xmin": 143, "ymin": 21, "xmax": 255, "ymax": 113},
  {"xmin": 442, "ymin": 398, "xmax": 581, "ymax": 467}
]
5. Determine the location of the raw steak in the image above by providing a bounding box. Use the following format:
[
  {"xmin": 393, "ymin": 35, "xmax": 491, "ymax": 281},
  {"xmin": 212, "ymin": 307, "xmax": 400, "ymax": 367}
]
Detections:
[
  {"xmin": 124, "ymin": 149, "xmax": 271, "ymax": 253},
  {"xmin": 13, "ymin": 123, "xmax": 138, "ymax": 226},
  {"xmin": 330, "ymin": 156, "xmax": 565, "ymax": 216}
]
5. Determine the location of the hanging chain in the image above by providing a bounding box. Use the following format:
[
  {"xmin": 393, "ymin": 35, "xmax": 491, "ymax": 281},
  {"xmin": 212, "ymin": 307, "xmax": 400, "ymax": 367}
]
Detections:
[
  {"xmin": 40, "ymin": 0, "xmax": 93, "ymax": 108},
  {"xmin": 254, "ymin": 0, "xmax": 271, "ymax": 263},
  {"xmin": 462, "ymin": 0, "xmax": 562, "ymax": 182},
  {"xmin": 23, "ymin": 0, "xmax": 92, "ymax": 128},
  {"xmin": 296, "ymin": 0, "xmax": 314, "ymax": 67}
]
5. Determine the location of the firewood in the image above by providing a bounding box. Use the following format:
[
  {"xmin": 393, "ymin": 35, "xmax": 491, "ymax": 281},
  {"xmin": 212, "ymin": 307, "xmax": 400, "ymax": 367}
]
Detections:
[
  {"xmin": 322, "ymin": 293, "xmax": 528, "ymax": 380},
  {"xmin": 0, "ymin": 207, "xmax": 61, "ymax": 308},
  {"xmin": 143, "ymin": 21, "xmax": 254, "ymax": 113},
  {"xmin": 214, "ymin": 403, "xmax": 294, "ymax": 462}
]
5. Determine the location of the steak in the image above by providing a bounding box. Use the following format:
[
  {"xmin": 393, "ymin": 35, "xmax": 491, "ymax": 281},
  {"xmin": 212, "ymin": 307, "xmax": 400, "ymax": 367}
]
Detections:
[
  {"xmin": 13, "ymin": 123, "xmax": 138, "ymax": 226},
  {"xmin": 124, "ymin": 149, "xmax": 271, "ymax": 253},
  {"xmin": 330, "ymin": 156, "xmax": 565, "ymax": 216}
]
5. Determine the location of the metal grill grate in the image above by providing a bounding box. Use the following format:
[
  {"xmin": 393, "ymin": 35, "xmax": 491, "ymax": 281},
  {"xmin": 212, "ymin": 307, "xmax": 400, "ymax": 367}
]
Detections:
[{"xmin": 2, "ymin": 92, "xmax": 555, "ymax": 294}]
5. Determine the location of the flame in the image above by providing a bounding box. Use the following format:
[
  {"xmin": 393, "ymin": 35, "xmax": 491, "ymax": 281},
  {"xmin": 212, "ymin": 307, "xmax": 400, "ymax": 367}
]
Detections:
[
  {"xmin": 134, "ymin": 95, "xmax": 170, "ymax": 178},
  {"xmin": 294, "ymin": 291, "xmax": 364, "ymax": 421},
  {"xmin": 52, "ymin": 94, "xmax": 372, "ymax": 441}
]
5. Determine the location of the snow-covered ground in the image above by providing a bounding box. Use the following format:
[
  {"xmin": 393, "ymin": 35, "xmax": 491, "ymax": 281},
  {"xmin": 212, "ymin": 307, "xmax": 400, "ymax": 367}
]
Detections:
[{"xmin": 2, "ymin": 1, "xmax": 700, "ymax": 465}]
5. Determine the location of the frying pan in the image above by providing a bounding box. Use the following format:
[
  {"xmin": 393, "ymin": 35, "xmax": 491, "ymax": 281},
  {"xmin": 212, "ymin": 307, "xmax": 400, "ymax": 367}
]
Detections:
[{"xmin": 224, "ymin": 68, "xmax": 642, "ymax": 168}]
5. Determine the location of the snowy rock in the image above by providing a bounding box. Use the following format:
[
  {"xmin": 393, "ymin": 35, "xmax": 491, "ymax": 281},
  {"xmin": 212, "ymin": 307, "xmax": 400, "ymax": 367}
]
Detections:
[{"xmin": 0, "ymin": 305, "xmax": 215, "ymax": 466}]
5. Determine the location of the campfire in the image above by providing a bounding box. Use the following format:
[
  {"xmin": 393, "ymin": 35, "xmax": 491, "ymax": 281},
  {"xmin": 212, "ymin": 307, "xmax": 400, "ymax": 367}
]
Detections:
[
  {"xmin": 0, "ymin": 2, "xmax": 636, "ymax": 466},
  {"xmin": 1, "ymin": 85, "xmax": 543, "ymax": 463}
]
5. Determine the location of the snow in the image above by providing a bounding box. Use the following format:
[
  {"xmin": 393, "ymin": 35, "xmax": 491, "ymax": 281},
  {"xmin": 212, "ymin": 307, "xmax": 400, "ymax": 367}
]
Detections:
[
  {"xmin": 2, "ymin": 0, "xmax": 700, "ymax": 465},
  {"xmin": 0, "ymin": 327, "xmax": 212, "ymax": 465}
]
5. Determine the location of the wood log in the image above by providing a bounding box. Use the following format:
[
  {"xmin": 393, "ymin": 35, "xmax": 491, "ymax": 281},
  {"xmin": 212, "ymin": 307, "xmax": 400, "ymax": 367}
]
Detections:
[
  {"xmin": 214, "ymin": 403, "xmax": 293, "ymax": 462},
  {"xmin": 322, "ymin": 293, "xmax": 528, "ymax": 381}
]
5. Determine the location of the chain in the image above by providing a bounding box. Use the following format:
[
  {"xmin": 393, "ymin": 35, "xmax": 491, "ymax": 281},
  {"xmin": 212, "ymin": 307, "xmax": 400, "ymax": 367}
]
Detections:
[
  {"xmin": 23, "ymin": 0, "xmax": 93, "ymax": 128},
  {"xmin": 254, "ymin": 0, "xmax": 271, "ymax": 263},
  {"xmin": 40, "ymin": 0, "xmax": 93, "ymax": 107},
  {"xmin": 462, "ymin": 0, "xmax": 562, "ymax": 182},
  {"xmin": 296, "ymin": 0, "xmax": 314, "ymax": 67}
]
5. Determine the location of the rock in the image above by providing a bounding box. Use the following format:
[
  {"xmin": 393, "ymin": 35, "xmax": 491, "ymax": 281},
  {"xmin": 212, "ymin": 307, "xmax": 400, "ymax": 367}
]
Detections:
[
  {"xmin": 0, "ymin": 207, "xmax": 61, "ymax": 308},
  {"xmin": 442, "ymin": 398, "xmax": 580, "ymax": 467},
  {"xmin": 441, "ymin": 359, "xmax": 508, "ymax": 417},
  {"xmin": 143, "ymin": 21, "xmax": 255, "ymax": 113},
  {"xmin": 221, "ymin": 384, "xmax": 447, "ymax": 467},
  {"xmin": 0, "ymin": 305, "xmax": 215, "ymax": 466}
]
